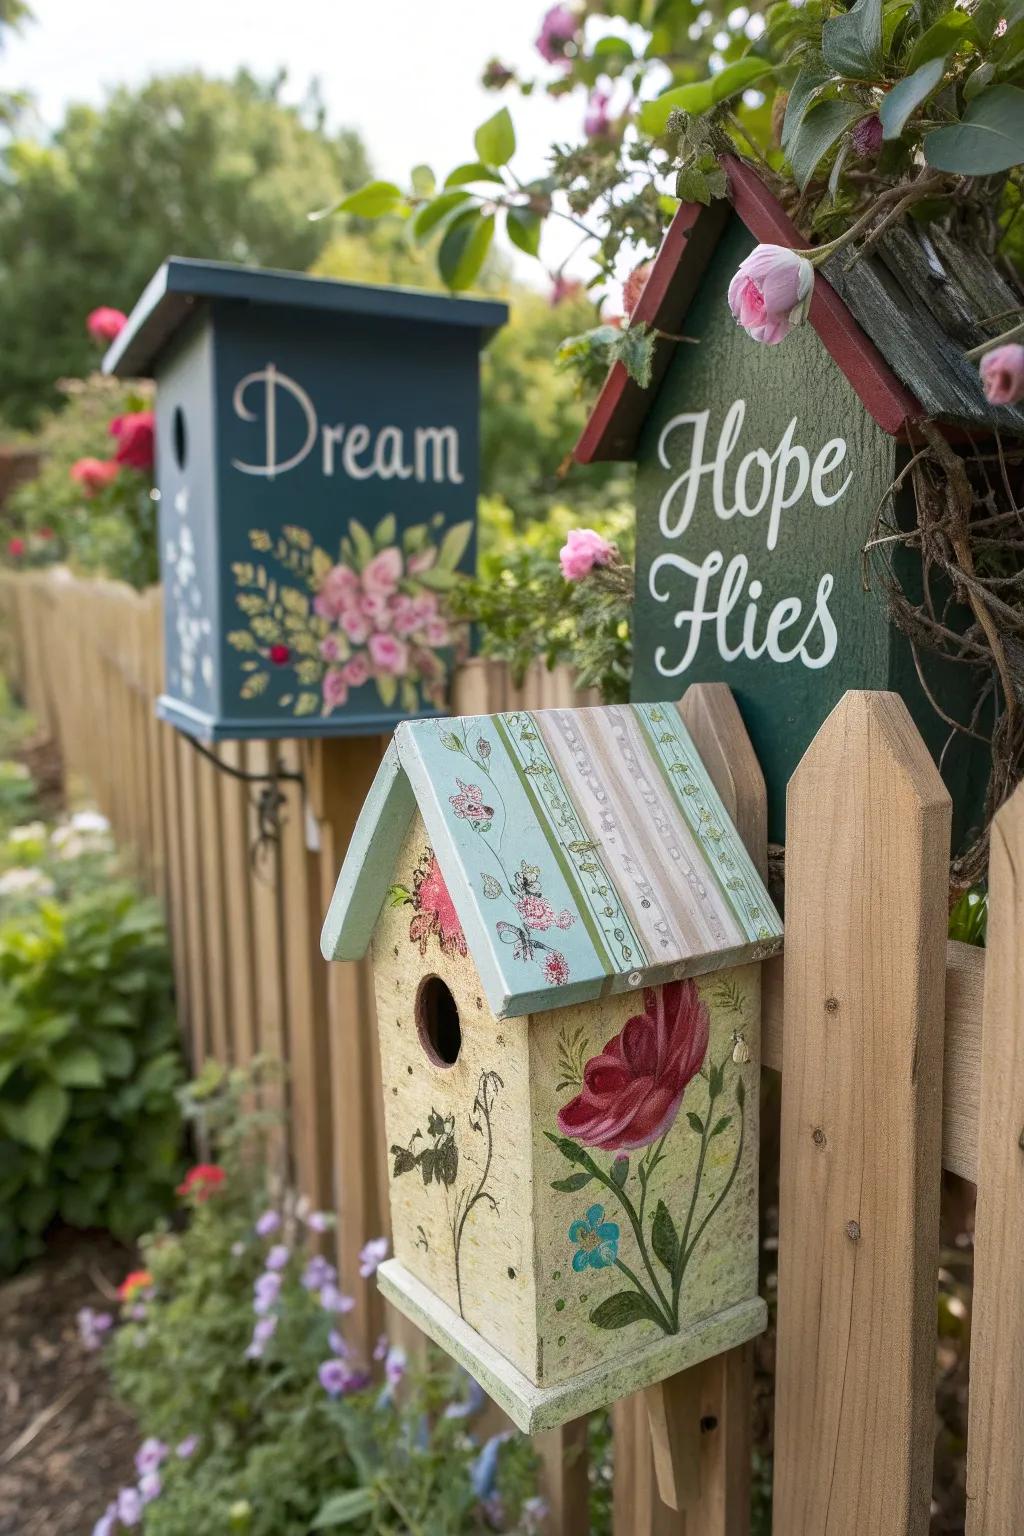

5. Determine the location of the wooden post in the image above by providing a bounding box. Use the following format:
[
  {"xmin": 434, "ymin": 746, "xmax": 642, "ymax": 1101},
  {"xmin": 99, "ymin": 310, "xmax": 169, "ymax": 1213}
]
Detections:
[
  {"xmin": 965, "ymin": 779, "xmax": 1024, "ymax": 1533},
  {"xmin": 536, "ymin": 1417, "xmax": 590, "ymax": 1536},
  {"xmin": 772, "ymin": 692, "xmax": 950, "ymax": 1536}
]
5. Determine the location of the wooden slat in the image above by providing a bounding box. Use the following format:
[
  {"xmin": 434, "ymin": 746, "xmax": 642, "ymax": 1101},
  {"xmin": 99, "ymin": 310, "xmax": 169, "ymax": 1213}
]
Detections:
[
  {"xmin": 965, "ymin": 780, "xmax": 1024, "ymax": 1533},
  {"xmin": 536, "ymin": 1417, "xmax": 590, "ymax": 1536},
  {"xmin": 772, "ymin": 691, "xmax": 950, "ymax": 1536}
]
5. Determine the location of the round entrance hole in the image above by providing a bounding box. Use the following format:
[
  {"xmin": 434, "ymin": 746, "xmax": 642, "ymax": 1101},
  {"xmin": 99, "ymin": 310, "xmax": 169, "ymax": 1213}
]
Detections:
[
  {"xmin": 415, "ymin": 974, "xmax": 462, "ymax": 1068},
  {"xmin": 172, "ymin": 405, "xmax": 188, "ymax": 470}
]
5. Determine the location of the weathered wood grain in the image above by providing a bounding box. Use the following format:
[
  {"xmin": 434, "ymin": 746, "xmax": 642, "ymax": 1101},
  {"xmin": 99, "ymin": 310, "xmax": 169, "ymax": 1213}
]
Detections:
[
  {"xmin": 773, "ymin": 691, "xmax": 950, "ymax": 1536},
  {"xmin": 965, "ymin": 781, "xmax": 1024, "ymax": 1534}
]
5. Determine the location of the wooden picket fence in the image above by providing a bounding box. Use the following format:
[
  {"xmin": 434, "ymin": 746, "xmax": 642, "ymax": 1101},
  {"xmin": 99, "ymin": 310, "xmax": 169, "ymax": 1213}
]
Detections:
[{"xmin": 2, "ymin": 566, "xmax": 1022, "ymax": 1536}]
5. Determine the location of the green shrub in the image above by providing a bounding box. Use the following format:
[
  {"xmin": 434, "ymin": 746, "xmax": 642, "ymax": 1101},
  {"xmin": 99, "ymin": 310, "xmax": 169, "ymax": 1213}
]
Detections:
[
  {"xmin": 100, "ymin": 1063, "xmax": 542, "ymax": 1536},
  {"xmin": 0, "ymin": 881, "xmax": 183, "ymax": 1273}
]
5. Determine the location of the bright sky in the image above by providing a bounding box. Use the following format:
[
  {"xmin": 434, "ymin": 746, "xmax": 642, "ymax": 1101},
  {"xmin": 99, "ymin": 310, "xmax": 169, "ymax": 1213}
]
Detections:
[{"xmin": 0, "ymin": 0, "xmax": 610, "ymax": 285}]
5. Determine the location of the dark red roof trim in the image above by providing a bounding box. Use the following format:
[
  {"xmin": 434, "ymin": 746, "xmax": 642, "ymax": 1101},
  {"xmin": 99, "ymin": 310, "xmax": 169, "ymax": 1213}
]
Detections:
[{"xmin": 574, "ymin": 156, "xmax": 923, "ymax": 463}]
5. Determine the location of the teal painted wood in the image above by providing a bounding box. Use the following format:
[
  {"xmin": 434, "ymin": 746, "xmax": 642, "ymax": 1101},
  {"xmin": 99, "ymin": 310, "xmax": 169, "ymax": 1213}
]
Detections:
[
  {"xmin": 321, "ymin": 703, "xmax": 783, "ymax": 1018},
  {"xmin": 106, "ymin": 258, "xmax": 507, "ymax": 743}
]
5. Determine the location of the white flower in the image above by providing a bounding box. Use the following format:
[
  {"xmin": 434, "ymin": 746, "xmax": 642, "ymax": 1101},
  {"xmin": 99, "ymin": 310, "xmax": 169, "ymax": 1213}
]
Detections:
[
  {"xmin": 8, "ymin": 821, "xmax": 46, "ymax": 844},
  {"xmin": 0, "ymin": 867, "xmax": 55, "ymax": 899},
  {"xmin": 71, "ymin": 810, "xmax": 110, "ymax": 835}
]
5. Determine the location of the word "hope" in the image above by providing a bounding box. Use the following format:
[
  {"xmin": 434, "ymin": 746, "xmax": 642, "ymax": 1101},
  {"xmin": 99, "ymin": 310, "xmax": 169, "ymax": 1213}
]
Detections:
[{"xmin": 657, "ymin": 398, "xmax": 852, "ymax": 551}]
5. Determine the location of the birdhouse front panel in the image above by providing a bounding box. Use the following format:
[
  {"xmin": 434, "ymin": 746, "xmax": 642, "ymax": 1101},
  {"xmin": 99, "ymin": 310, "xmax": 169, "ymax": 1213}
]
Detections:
[
  {"xmin": 105, "ymin": 259, "xmax": 506, "ymax": 742},
  {"xmin": 631, "ymin": 216, "xmax": 898, "ymax": 839},
  {"xmin": 370, "ymin": 811, "xmax": 540, "ymax": 1384}
]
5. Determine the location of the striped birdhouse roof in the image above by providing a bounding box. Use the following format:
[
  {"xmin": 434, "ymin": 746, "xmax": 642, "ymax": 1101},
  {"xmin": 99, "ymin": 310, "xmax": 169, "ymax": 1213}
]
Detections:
[{"xmin": 321, "ymin": 702, "xmax": 782, "ymax": 1019}]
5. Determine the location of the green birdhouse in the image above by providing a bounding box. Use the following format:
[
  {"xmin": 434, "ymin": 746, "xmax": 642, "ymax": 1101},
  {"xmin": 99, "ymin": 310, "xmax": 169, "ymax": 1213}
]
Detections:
[{"xmin": 576, "ymin": 159, "xmax": 1020, "ymax": 849}]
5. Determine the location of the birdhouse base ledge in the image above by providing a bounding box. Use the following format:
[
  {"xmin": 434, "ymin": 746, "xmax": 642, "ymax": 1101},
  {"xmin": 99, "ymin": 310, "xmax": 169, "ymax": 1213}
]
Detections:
[{"xmin": 377, "ymin": 1259, "xmax": 767, "ymax": 1433}]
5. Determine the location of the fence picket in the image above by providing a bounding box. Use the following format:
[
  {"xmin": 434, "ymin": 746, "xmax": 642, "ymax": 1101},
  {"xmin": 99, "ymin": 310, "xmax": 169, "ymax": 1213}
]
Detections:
[
  {"xmin": 965, "ymin": 778, "xmax": 1024, "ymax": 1533},
  {"xmin": 773, "ymin": 691, "xmax": 950, "ymax": 1536}
]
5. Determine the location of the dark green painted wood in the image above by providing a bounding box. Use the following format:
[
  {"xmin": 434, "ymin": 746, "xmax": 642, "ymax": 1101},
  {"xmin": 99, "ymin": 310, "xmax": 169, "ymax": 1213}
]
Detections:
[{"xmin": 631, "ymin": 216, "xmax": 986, "ymax": 847}]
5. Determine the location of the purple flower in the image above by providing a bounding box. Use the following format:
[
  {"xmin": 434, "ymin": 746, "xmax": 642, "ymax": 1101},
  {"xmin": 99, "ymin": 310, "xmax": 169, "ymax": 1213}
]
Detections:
[
  {"xmin": 373, "ymin": 1332, "xmax": 389, "ymax": 1362},
  {"xmin": 471, "ymin": 1433, "xmax": 512, "ymax": 1500},
  {"xmin": 302, "ymin": 1255, "xmax": 336, "ymax": 1291},
  {"xmin": 522, "ymin": 1497, "xmax": 550, "ymax": 1533},
  {"xmin": 584, "ymin": 87, "xmax": 613, "ymax": 140},
  {"xmin": 129, "ymin": 1303, "xmax": 148, "ymax": 1323},
  {"xmin": 116, "ymin": 1487, "xmax": 143, "ymax": 1527},
  {"xmin": 852, "ymin": 113, "xmax": 883, "ymax": 158},
  {"xmin": 359, "ymin": 1237, "xmax": 389, "ymax": 1278},
  {"xmin": 385, "ymin": 1345, "xmax": 407, "ymax": 1390},
  {"xmin": 77, "ymin": 1306, "xmax": 114, "ymax": 1352},
  {"xmin": 536, "ymin": 2, "xmax": 579, "ymax": 64},
  {"xmin": 245, "ymin": 1314, "xmax": 278, "ymax": 1359},
  {"xmin": 135, "ymin": 1437, "xmax": 168, "ymax": 1476},
  {"xmin": 92, "ymin": 1503, "xmax": 117, "ymax": 1536},
  {"xmin": 318, "ymin": 1358, "xmax": 370, "ymax": 1398},
  {"xmin": 139, "ymin": 1471, "xmax": 162, "ymax": 1505},
  {"xmin": 320, "ymin": 1283, "xmax": 355, "ymax": 1314},
  {"xmin": 305, "ymin": 1210, "xmax": 332, "ymax": 1233},
  {"xmin": 328, "ymin": 1328, "xmax": 350, "ymax": 1358},
  {"xmin": 176, "ymin": 1434, "xmax": 199, "ymax": 1460},
  {"xmin": 443, "ymin": 1374, "xmax": 487, "ymax": 1420},
  {"xmin": 265, "ymin": 1243, "xmax": 290, "ymax": 1271},
  {"xmin": 255, "ymin": 1210, "xmax": 281, "ymax": 1237},
  {"xmin": 253, "ymin": 1271, "xmax": 282, "ymax": 1314}
]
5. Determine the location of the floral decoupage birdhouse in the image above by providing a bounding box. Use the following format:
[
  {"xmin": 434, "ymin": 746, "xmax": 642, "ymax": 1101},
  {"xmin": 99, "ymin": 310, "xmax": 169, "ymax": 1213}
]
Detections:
[{"xmin": 321, "ymin": 701, "xmax": 782, "ymax": 1431}]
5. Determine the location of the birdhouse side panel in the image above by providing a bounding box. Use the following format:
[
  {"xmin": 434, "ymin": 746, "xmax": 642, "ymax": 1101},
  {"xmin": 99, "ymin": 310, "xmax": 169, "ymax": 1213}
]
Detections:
[
  {"xmin": 631, "ymin": 214, "xmax": 898, "ymax": 841},
  {"xmin": 530, "ymin": 965, "xmax": 760, "ymax": 1392},
  {"xmin": 155, "ymin": 317, "xmax": 220, "ymax": 731},
  {"xmin": 370, "ymin": 813, "xmax": 539, "ymax": 1381}
]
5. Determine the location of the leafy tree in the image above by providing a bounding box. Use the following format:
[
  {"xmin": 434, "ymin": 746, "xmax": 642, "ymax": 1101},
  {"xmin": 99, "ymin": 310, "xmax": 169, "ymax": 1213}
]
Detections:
[{"xmin": 0, "ymin": 70, "xmax": 371, "ymax": 426}]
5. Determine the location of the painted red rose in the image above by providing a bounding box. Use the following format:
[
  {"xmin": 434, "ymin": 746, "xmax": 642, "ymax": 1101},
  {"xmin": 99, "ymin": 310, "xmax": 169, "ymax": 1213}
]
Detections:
[
  {"xmin": 557, "ymin": 979, "xmax": 709, "ymax": 1151},
  {"xmin": 269, "ymin": 644, "xmax": 290, "ymax": 665}
]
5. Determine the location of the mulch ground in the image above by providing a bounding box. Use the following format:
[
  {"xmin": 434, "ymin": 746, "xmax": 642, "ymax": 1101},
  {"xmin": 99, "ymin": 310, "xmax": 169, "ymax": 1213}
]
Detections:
[{"xmin": 0, "ymin": 1230, "xmax": 140, "ymax": 1536}]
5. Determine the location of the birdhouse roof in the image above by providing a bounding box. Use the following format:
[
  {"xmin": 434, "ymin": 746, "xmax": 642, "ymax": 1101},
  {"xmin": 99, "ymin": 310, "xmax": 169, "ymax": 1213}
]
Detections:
[
  {"xmin": 576, "ymin": 156, "xmax": 1024, "ymax": 464},
  {"xmin": 103, "ymin": 257, "xmax": 508, "ymax": 378},
  {"xmin": 321, "ymin": 703, "xmax": 782, "ymax": 1020}
]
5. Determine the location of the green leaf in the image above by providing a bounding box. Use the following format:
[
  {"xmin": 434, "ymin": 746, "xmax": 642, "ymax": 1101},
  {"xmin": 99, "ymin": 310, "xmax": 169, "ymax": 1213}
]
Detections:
[
  {"xmin": 374, "ymin": 513, "xmax": 396, "ymax": 549},
  {"xmin": 611, "ymin": 1156, "xmax": 629, "ymax": 1187},
  {"xmin": 438, "ymin": 210, "xmax": 495, "ymax": 291},
  {"xmin": 348, "ymin": 518, "xmax": 375, "ymax": 569},
  {"xmin": 312, "ymin": 1489, "xmax": 377, "ymax": 1528},
  {"xmin": 411, "ymin": 190, "xmax": 473, "ymax": 244},
  {"xmin": 376, "ymin": 673, "xmax": 398, "ymax": 708},
  {"xmin": 334, "ymin": 180, "xmax": 404, "ymax": 219},
  {"xmin": 782, "ymin": 65, "xmax": 832, "ymax": 151},
  {"xmin": 687, "ymin": 1111, "xmax": 705, "ymax": 1135},
  {"xmin": 822, "ymin": 0, "xmax": 882, "ymax": 77},
  {"xmin": 789, "ymin": 99, "xmax": 864, "ymax": 189},
  {"xmin": 551, "ymin": 1171, "xmax": 595, "ymax": 1192},
  {"xmin": 507, "ymin": 205, "xmax": 542, "ymax": 257},
  {"xmin": 474, "ymin": 107, "xmax": 516, "ymax": 167},
  {"xmin": 1, "ymin": 1081, "xmax": 69, "ymax": 1153},
  {"xmin": 386, "ymin": 884, "xmax": 411, "ymax": 907},
  {"xmin": 675, "ymin": 166, "xmax": 712, "ymax": 205},
  {"xmin": 411, "ymin": 164, "xmax": 435, "ymax": 197},
  {"xmin": 640, "ymin": 58, "xmax": 772, "ymax": 136},
  {"xmin": 924, "ymin": 85, "xmax": 1024, "ymax": 173},
  {"xmin": 708, "ymin": 1059, "xmax": 725, "ymax": 1100},
  {"xmin": 435, "ymin": 520, "xmax": 474, "ymax": 572},
  {"xmin": 445, "ymin": 161, "xmax": 505, "ymax": 188},
  {"xmin": 590, "ymin": 1290, "xmax": 663, "ymax": 1329},
  {"xmin": 710, "ymin": 1114, "xmax": 734, "ymax": 1137},
  {"xmin": 52, "ymin": 1046, "xmax": 104, "ymax": 1088},
  {"xmin": 544, "ymin": 1131, "xmax": 603, "ymax": 1181},
  {"xmin": 610, "ymin": 323, "xmax": 656, "ymax": 389},
  {"xmin": 906, "ymin": 12, "xmax": 971, "ymax": 70},
  {"xmin": 651, "ymin": 1200, "xmax": 680, "ymax": 1273},
  {"xmin": 880, "ymin": 56, "xmax": 947, "ymax": 139}
]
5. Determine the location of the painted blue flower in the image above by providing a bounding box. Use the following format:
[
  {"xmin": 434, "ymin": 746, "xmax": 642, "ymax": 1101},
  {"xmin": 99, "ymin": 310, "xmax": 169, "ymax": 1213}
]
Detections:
[{"xmin": 569, "ymin": 1205, "xmax": 620, "ymax": 1270}]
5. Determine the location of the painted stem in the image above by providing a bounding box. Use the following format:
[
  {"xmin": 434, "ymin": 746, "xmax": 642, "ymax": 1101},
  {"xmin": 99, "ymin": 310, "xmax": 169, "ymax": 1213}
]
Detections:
[
  {"xmin": 590, "ymin": 1158, "xmax": 675, "ymax": 1322},
  {"xmin": 684, "ymin": 1091, "xmax": 746, "ymax": 1272},
  {"xmin": 452, "ymin": 1073, "xmax": 501, "ymax": 1318},
  {"xmin": 614, "ymin": 1257, "xmax": 675, "ymax": 1333}
]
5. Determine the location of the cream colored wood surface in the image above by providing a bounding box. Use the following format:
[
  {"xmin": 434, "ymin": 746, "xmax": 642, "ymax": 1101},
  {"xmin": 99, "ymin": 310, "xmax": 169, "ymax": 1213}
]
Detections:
[
  {"xmin": 965, "ymin": 781, "xmax": 1024, "ymax": 1535},
  {"xmin": 645, "ymin": 1372, "xmax": 702, "ymax": 1512},
  {"xmin": 773, "ymin": 692, "xmax": 950, "ymax": 1536}
]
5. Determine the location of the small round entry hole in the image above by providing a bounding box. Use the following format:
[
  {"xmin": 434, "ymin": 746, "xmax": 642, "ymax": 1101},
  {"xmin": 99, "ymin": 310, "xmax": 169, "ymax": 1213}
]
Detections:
[
  {"xmin": 172, "ymin": 405, "xmax": 188, "ymax": 470},
  {"xmin": 416, "ymin": 975, "xmax": 462, "ymax": 1068}
]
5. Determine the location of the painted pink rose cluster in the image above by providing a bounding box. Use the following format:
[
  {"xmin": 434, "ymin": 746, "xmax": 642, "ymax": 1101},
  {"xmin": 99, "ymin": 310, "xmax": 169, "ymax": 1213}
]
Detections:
[
  {"xmin": 315, "ymin": 546, "xmax": 451, "ymax": 713},
  {"xmin": 728, "ymin": 243, "xmax": 814, "ymax": 346},
  {"xmin": 516, "ymin": 893, "xmax": 575, "ymax": 932}
]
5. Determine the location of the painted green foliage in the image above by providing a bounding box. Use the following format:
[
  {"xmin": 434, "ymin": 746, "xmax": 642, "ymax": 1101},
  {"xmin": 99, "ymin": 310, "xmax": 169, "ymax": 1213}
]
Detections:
[{"xmin": 631, "ymin": 217, "xmax": 897, "ymax": 839}]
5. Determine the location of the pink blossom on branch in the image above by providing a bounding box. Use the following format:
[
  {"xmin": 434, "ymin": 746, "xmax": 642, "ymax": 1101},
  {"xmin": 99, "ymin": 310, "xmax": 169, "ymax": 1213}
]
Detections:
[
  {"xmin": 559, "ymin": 527, "xmax": 614, "ymax": 581},
  {"xmin": 727, "ymin": 243, "xmax": 814, "ymax": 345},
  {"xmin": 536, "ymin": 2, "xmax": 579, "ymax": 64},
  {"xmin": 622, "ymin": 261, "xmax": 654, "ymax": 319},
  {"xmin": 86, "ymin": 306, "xmax": 127, "ymax": 343},
  {"xmin": 584, "ymin": 87, "xmax": 613, "ymax": 140},
  {"xmin": 980, "ymin": 343, "xmax": 1024, "ymax": 406},
  {"xmin": 70, "ymin": 457, "xmax": 119, "ymax": 496},
  {"xmin": 549, "ymin": 271, "xmax": 583, "ymax": 307}
]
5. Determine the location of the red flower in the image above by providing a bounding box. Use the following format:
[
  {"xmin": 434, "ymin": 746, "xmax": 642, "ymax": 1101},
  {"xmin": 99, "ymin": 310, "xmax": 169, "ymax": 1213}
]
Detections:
[
  {"xmin": 38, "ymin": 527, "xmax": 54, "ymax": 541},
  {"xmin": 176, "ymin": 1163, "xmax": 226, "ymax": 1202},
  {"xmin": 109, "ymin": 410, "xmax": 155, "ymax": 472},
  {"xmin": 71, "ymin": 457, "xmax": 119, "ymax": 496},
  {"xmin": 117, "ymin": 1268, "xmax": 153, "ymax": 1300},
  {"xmin": 544, "ymin": 951, "xmax": 570, "ymax": 986},
  {"xmin": 558, "ymin": 980, "xmax": 709, "ymax": 1151},
  {"xmin": 623, "ymin": 260, "xmax": 654, "ymax": 318},
  {"xmin": 7, "ymin": 537, "xmax": 24, "ymax": 559},
  {"xmin": 87, "ymin": 306, "xmax": 128, "ymax": 343},
  {"xmin": 409, "ymin": 849, "xmax": 466, "ymax": 958},
  {"xmin": 269, "ymin": 644, "xmax": 290, "ymax": 666}
]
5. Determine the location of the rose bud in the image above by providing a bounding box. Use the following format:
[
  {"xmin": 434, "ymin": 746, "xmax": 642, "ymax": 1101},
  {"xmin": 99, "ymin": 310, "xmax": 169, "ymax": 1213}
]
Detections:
[
  {"xmin": 727, "ymin": 243, "xmax": 814, "ymax": 345},
  {"xmin": 852, "ymin": 114, "xmax": 883, "ymax": 158},
  {"xmin": 980, "ymin": 343, "xmax": 1024, "ymax": 406}
]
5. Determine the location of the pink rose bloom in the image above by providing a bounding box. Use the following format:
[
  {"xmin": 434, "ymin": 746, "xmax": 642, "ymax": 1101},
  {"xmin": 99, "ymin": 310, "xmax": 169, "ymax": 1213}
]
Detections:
[
  {"xmin": 584, "ymin": 87, "xmax": 613, "ymax": 140},
  {"xmin": 544, "ymin": 952, "xmax": 570, "ymax": 986},
  {"xmin": 536, "ymin": 2, "xmax": 578, "ymax": 64},
  {"xmin": 87, "ymin": 306, "xmax": 127, "ymax": 343},
  {"xmin": 362, "ymin": 547, "xmax": 402, "ymax": 598},
  {"xmin": 315, "ymin": 564, "xmax": 360, "ymax": 621},
  {"xmin": 320, "ymin": 635, "xmax": 342, "ymax": 662},
  {"xmin": 449, "ymin": 779, "xmax": 493, "ymax": 822},
  {"xmin": 322, "ymin": 670, "xmax": 349, "ymax": 711},
  {"xmin": 559, "ymin": 528, "xmax": 614, "ymax": 582},
  {"xmin": 424, "ymin": 617, "xmax": 450, "ymax": 647},
  {"xmin": 413, "ymin": 647, "xmax": 444, "ymax": 681},
  {"xmin": 980, "ymin": 343, "xmax": 1024, "ymax": 406},
  {"xmin": 368, "ymin": 631, "xmax": 409, "ymax": 676},
  {"xmin": 410, "ymin": 592, "xmax": 439, "ymax": 624},
  {"xmin": 343, "ymin": 653, "xmax": 371, "ymax": 688},
  {"xmin": 361, "ymin": 592, "xmax": 392, "ymax": 629},
  {"xmin": 727, "ymin": 244, "xmax": 814, "ymax": 345},
  {"xmin": 109, "ymin": 410, "xmax": 155, "ymax": 471},
  {"xmin": 518, "ymin": 894, "xmax": 556, "ymax": 930},
  {"xmin": 341, "ymin": 609, "xmax": 371, "ymax": 645},
  {"xmin": 70, "ymin": 457, "xmax": 119, "ymax": 496},
  {"xmin": 558, "ymin": 980, "xmax": 709, "ymax": 1151},
  {"xmin": 392, "ymin": 596, "xmax": 420, "ymax": 637}
]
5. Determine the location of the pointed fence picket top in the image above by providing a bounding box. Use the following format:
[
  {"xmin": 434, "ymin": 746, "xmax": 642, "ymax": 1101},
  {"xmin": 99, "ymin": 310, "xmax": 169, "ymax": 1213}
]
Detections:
[
  {"xmin": 965, "ymin": 778, "xmax": 1024, "ymax": 1534},
  {"xmin": 773, "ymin": 691, "xmax": 951, "ymax": 1536}
]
